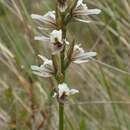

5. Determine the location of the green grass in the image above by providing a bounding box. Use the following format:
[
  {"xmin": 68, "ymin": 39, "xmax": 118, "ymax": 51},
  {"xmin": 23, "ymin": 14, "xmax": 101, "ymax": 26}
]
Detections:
[{"xmin": 0, "ymin": 0, "xmax": 130, "ymax": 130}]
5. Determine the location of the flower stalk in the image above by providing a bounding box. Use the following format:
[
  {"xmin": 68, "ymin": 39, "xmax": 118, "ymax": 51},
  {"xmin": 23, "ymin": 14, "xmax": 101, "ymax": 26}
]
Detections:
[
  {"xmin": 59, "ymin": 103, "xmax": 64, "ymax": 130},
  {"xmin": 31, "ymin": 0, "xmax": 101, "ymax": 130},
  {"xmin": 56, "ymin": 3, "xmax": 67, "ymax": 129}
]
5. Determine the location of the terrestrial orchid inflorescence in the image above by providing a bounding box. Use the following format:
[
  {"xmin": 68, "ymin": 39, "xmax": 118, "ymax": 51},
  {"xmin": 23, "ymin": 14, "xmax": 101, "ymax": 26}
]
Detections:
[
  {"xmin": 31, "ymin": 0, "xmax": 101, "ymax": 98},
  {"xmin": 31, "ymin": 0, "xmax": 101, "ymax": 129}
]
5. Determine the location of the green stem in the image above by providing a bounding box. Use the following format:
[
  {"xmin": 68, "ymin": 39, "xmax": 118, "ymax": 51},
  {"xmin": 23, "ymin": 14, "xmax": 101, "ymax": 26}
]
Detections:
[{"xmin": 59, "ymin": 103, "xmax": 64, "ymax": 130}]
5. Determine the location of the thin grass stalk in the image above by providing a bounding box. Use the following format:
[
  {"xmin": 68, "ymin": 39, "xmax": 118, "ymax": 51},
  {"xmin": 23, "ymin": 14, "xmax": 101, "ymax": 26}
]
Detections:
[{"xmin": 100, "ymin": 67, "xmax": 122, "ymax": 130}]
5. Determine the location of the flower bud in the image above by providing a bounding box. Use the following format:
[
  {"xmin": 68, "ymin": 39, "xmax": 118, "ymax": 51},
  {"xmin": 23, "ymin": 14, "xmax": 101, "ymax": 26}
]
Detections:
[{"xmin": 57, "ymin": 0, "xmax": 68, "ymax": 12}]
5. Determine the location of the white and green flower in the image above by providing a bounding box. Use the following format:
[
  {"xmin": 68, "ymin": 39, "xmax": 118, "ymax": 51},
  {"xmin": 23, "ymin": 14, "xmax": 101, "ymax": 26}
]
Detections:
[
  {"xmin": 73, "ymin": 0, "xmax": 101, "ymax": 23},
  {"xmin": 53, "ymin": 83, "xmax": 79, "ymax": 98},
  {"xmin": 31, "ymin": 11, "xmax": 56, "ymax": 30},
  {"xmin": 34, "ymin": 30, "xmax": 69, "ymax": 54},
  {"xmin": 34, "ymin": 29, "xmax": 62, "ymax": 43},
  {"xmin": 72, "ymin": 44, "xmax": 97, "ymax": 64},
  {"xmin": 31, "ymin": 55, "xmax": 54, "ymax": 78}
]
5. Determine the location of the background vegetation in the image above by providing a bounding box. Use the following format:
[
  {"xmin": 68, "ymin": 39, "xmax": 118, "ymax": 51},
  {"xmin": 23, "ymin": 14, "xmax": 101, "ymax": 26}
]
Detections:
[{"xmin": 0, "ymin": 0, "xmax": 130, "ymax": 130}]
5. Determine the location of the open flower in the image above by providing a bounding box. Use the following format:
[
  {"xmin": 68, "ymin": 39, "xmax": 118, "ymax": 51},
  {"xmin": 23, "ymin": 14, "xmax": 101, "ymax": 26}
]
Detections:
[
  {"xmin": 35, "ymin": 29, "xmax": 62, "ymax": 43},
  {"xmin": 35, "ymin": 30, "xmax": 63, "ymax": 54},
  {"xmin": 72, "ymin": 0, "xmax": 101, "ymax": 23},
  {"xmin": 71, "ymin": 44, "xmax": 97, "ymax": 64},
  {"xmin": 53, "ymin": 83, "xmax": 79, "ymax": 98},
  {"xmin": 31, "ymin": 55, "xmax": 54, "ymax": 78},
  {"xmin": 35, "ymin": 30, "xmax": 69, "ymax": 54},
  {"xmin": 31, "ymin": 11, "xmax": 56, "ymax": 30}
]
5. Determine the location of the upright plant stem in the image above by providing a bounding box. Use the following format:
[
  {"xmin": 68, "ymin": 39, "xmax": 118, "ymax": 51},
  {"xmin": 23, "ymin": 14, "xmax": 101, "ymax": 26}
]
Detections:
[{"xmin": 59, "ymin": 103, "xmax": 64, "ymax": 130}]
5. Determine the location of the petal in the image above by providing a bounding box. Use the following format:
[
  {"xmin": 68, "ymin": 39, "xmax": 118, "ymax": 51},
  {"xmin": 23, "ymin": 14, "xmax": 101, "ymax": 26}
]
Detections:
[
  {"xmin": 31, "ymin": 12, "xmax": 55, "ymax": 22},
  {"xmin": 58, "ymin": 83, "xmax": 70, "ymax": 97},
  {"xmin": 31, "ymin": 65, "xmax": 41, "ymax": 71},
  {"xmin": 32, "ymin": 71, "xmax": 52, "ymax": 78},
  {"xmin": 37, "ymin": 26, "xmax": 49, "ymax": 31},
  {"xmin": 76, "ymin": 9, "xmax": 101, "ymax": 16},
  {"xmin": 72, "ymin": 52, "xmax": 96, "ymax": 64},
  {"xmin": 38, "ymin": 55, "xmax": 48, "ymax": 62},
  {"xmin": 86, "ymin": 9, "xmax": 101, "ymax": 15},
  {"xmin": 73, "ymin": 59, "xmax": 89, "ymax": 64},
  {"xmin": 85, "ymin": 52, "xmax": 97, "ymax": 57},
  {"xmin": 31, "ymin": 65, "xmax": 46, "ymax": 73},
  {"xmin": 31, "ymin": 64, "xmax": 51, "ymax": 72},
  {"xmin": 75, "ymin": 52, "xmax": 97, "ymax": 59},
  {"xmin": 75, "ymin": 18, "xmax": 91, "ymax": 23},
  {"xmin": 31, "ymin": 14, "xmax": 45, "ymax": 21},
  {"xmin": 58, "ymin": 83, "xmax": 70, "ymax": 91},
  {"xmin": 81, "ymin": 52, "xmax": 97, "ymax": 58},
  {"xmin": 34, "ymin": 35, "xmax": 50, "ymax": 42},
  {"xmin": 69, "ymin": 89, "xmax": 79, "ymax": 95}
]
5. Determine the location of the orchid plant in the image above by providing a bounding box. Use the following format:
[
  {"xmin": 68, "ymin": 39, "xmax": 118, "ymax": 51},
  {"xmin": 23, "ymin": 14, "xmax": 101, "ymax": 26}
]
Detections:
[{"xmin": 31, "ymin": 0, "xmax": 101, "ymax": 130}]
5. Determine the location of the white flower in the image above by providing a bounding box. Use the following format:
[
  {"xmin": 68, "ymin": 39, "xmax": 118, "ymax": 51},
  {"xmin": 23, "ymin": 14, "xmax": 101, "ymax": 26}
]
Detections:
[
  {"xmin": 73, "ymin": 0, "xmax": 101, "ymax": 23},
  {"xmin": 50, "ymin": 30, "xmax": 62, "ymax": 43},
  {"xmin": 35, "ymin": 29, "xmax": 62, "ymax": 44},
  {"xmin": 34, "ymin": 30, "xmax": 68, "ymax": 54},
  {"xmin": 31, "ymin": 11, "xmax": 56, "ymax": 30},
  {"xmin": 72, "ymin": 44, "xmax": 97, "ymax": 64},
  {"xmin": 53, "ymin": 83, "xmax": 79, "ymax": 98},
  {"xmin": 31, "ymin": 55, "xmax": 54, "ymax": 78}
]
